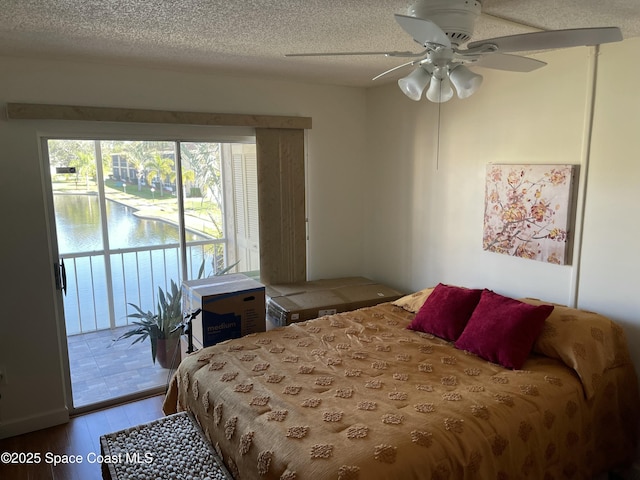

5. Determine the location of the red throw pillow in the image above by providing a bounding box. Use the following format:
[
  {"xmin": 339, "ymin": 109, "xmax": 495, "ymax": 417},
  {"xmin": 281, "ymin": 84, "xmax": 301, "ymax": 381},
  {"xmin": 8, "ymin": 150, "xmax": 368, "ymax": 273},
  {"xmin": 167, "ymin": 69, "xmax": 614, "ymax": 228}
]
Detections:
[
  {"xmin": 455, "ymin": 290, "xmax": 554, "ymax": 369},
  {"xmin": 407, "ymin": 283, "xmax": 483, "ymax": 341}
]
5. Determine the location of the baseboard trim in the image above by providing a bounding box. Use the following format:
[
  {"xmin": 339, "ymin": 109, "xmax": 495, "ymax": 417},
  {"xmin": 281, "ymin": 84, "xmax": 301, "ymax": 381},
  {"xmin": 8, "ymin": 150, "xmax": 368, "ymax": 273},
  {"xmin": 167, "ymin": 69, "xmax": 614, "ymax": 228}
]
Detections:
[{"xmin": 0, "ymin": 407, "xmax": 69, "ymax": 439}]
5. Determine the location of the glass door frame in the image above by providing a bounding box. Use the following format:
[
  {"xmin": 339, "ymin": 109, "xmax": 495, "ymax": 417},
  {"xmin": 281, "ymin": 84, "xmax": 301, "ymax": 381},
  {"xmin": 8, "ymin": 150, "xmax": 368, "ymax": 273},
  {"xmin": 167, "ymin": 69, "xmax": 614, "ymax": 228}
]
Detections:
[{"xmin": 38, "ymin": 122, "xmax": 255, "ymax": 413}]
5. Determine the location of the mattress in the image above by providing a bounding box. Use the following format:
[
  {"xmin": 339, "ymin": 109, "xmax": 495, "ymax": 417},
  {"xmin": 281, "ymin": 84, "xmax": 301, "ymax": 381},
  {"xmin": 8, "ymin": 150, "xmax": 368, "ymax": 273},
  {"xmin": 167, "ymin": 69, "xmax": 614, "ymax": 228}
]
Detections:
[{"xmin": 164, "ymin": 293, "xmax": 639, "ymax": 479}]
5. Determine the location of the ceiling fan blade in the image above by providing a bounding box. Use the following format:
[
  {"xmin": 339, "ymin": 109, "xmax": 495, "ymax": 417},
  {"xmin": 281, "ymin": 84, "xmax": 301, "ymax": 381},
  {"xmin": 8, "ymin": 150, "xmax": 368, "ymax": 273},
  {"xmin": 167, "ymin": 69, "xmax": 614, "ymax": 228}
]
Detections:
[
  {"xmin": 372, "ymin": 61, "xmax": 416, "ymax": 81},
  {"xmin": 285, "ymin": 49, "xmax": 428, "ymax": 58},
  {"xmin": 286, "ymin": 51, "xmax": 403, "ymax": 57},
  {"xmin": 394, "ymin": 14, "xmax": 451, "ymax": 48},
  {"xmin": 472, "ymin": 53, "xmax": 547, "ymax": 72},
  {"xmin": 467, "ymin": 27, "xmax": 622, "ymax": 53}
]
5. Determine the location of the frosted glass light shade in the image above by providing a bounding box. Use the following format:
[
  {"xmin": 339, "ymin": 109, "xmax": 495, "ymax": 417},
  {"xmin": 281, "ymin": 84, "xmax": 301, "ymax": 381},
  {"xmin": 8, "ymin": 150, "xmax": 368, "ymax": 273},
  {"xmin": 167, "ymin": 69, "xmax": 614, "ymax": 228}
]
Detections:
[
  {"xmin": 426, "ymin": 74, "xmax": 454, "ymax": 103},
  {"xmin": 450, "ymin": 65, "xmax": 483, "ymax": 99},
  {"xmin": 398, "ymin": 68, "xmax": 431, "ymax": 101}
]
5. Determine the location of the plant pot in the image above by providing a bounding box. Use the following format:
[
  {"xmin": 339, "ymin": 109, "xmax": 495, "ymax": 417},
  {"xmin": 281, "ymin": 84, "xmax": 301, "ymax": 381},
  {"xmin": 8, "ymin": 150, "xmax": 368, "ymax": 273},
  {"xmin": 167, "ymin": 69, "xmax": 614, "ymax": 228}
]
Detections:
[{"xmin": 156, "ymin": 336, "xmax": 180, "ymax": 369}]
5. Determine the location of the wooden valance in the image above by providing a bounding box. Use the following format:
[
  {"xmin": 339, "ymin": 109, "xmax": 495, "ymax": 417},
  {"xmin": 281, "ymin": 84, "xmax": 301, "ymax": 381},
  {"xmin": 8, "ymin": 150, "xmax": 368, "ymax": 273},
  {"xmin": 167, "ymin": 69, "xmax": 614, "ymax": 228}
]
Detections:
[{"xmin": 6, "ymin": 103, "xmax": 312, "ymax": 130}]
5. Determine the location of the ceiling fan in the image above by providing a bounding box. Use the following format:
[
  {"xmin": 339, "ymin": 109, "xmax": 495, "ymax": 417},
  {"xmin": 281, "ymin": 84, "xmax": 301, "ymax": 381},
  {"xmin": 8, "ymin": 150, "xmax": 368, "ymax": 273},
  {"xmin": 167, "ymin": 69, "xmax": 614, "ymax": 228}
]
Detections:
[{"xmin": 286, "ymin": 0, "xmax": 623, "ymax": 103}]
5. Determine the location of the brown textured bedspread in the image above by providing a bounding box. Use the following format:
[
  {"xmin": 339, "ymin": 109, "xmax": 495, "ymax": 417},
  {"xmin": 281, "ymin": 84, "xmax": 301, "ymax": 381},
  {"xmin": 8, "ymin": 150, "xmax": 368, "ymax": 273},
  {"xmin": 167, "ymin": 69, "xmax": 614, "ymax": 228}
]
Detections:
[{"xmin": 164, "ymin": 302, "xmax": 639, "ymax": 479}]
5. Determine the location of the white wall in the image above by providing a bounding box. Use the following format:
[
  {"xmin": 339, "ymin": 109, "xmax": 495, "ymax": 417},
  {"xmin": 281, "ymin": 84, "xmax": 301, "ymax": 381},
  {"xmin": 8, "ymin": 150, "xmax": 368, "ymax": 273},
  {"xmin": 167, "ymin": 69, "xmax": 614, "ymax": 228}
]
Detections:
[
  {"xmin": 363, "ymin": 38, "xmax": 640, "ymax": 373},
  {"xmin": 578, "ymin": 38, "xmax": 640, "ymax": 368},
  {"xmin": 0, "ymin": 56, "xmax": 368, "ymax": 437}
]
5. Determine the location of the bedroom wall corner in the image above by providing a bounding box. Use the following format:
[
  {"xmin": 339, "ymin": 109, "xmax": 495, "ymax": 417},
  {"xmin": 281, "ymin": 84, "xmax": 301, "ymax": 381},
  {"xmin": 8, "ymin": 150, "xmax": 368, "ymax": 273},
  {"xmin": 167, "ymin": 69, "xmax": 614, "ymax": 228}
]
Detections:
[
  {"xmin": 361, "ymin": 85, "xmax": 439, "ymax": 293},
  {"xmin": 363, "ymin": 47, "xmax": 590, "ymax": 303}
]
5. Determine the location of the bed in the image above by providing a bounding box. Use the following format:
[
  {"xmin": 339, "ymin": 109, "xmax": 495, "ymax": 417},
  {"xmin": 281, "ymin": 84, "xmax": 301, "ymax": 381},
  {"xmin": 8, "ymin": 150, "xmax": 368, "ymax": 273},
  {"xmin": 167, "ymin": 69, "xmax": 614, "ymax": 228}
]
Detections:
[{"xmin": 163, "ymin": 285, "xmax": 639, "ymax": 479}]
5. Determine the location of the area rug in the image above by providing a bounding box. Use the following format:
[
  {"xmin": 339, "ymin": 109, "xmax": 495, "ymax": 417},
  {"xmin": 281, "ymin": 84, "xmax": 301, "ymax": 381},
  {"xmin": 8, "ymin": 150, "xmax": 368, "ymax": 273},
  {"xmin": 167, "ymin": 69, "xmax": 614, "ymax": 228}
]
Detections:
[{"xmin": 99, "ymin": 411, "xmax": 232, "ymax": 480}]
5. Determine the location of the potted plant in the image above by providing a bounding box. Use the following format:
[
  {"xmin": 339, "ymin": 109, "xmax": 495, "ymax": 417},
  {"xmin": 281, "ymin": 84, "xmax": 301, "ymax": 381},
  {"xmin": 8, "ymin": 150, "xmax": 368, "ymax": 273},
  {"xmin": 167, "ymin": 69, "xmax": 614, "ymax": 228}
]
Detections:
[
  {"xmin": 115, "ymin": 279, "xmax": 183, "ymax": 369},
  {"xmin": 113, "ymin": 260, "xmax": 241, "ymax": 368}
]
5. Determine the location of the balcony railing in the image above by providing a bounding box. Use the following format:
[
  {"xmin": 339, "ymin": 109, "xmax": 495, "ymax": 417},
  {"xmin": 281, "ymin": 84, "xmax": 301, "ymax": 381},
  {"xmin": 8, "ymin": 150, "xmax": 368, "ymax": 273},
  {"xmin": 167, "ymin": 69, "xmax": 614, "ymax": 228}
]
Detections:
[{"xmin": 62, "ymin": 240, "xmax": 226, "ymax": 335}]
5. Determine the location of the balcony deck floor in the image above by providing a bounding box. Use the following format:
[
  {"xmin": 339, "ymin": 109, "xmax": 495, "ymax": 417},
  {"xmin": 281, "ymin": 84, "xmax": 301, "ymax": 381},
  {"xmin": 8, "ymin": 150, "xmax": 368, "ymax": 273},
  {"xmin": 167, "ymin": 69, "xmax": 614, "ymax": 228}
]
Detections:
[{"xmin": 67, "ymin": 326, "xmax": 180, "ymax": 409}]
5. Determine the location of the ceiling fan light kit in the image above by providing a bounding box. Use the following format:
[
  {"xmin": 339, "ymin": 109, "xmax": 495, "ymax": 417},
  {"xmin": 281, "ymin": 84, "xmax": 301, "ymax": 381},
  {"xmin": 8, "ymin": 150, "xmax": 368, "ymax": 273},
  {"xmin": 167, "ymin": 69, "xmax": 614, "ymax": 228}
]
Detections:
[
  {"xmin": 426, "ymin": 73, "xmax": 454, "ymax": 103},
  {"xmin": 398, "ymin": 67, "xmax": 432, "ymax": 101},
  {"xmin": 398, "ymin": 63, "xmax": 483, "ymax": 102},
  {"xmin": 448, "ymin": 65, "xmax": 483, "ymax": 99},
  {"xmin": 287, "ymin": 0, "xmax": 623, "ymax": 103}
]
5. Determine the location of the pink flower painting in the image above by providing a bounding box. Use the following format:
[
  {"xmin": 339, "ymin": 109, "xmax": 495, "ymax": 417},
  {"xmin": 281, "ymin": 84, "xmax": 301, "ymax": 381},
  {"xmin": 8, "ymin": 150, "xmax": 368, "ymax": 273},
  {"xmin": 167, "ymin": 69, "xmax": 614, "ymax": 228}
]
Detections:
[{"xmin": 483, "ymin": 164, "xmax": 576, "ymax": 265}]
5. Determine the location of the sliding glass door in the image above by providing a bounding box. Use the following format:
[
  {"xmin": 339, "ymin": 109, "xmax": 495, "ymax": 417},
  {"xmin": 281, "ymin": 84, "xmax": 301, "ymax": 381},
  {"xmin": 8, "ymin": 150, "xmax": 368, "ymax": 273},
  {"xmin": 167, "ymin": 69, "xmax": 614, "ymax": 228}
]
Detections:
[{"xmin": 45, "ymin": 137, "xmax": 258, "ymax": 410}]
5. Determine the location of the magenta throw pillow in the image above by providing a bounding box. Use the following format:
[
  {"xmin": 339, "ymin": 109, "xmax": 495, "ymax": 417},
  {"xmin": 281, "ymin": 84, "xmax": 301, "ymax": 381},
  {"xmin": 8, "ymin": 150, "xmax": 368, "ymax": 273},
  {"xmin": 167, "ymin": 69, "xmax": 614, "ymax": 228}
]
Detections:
[
  {"xmin": 407, "ymin": 283, "xmax": 483, "ymax": 341},
  {"xmin": 454, "ymin": 290, "xmax": 554, "ymax": 369}
]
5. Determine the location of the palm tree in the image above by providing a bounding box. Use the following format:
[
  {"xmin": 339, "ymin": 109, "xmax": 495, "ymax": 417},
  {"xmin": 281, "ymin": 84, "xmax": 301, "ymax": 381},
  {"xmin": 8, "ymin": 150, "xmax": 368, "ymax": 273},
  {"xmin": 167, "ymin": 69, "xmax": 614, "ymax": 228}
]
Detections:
[
  {"xmin": 123, "ymin": 148, "xmax": 146, "ymax": 191},
  {"xmin": 121, "ymin": 141, "xmax": 163, "ymax": 191},
  {"xmin": 71, "ymin": 150, "xmax": 97, "ymax": 189},
  {"xmin": 171, "ymin": 168, "xmax": 196, "ymax": 191},
  {"xmin": 145, "ymin": 154, "xmax": 175, "ymax": 196},
  {"xmin": 180, "ymin": 143, "xmax": 224, "ymax": 237}
]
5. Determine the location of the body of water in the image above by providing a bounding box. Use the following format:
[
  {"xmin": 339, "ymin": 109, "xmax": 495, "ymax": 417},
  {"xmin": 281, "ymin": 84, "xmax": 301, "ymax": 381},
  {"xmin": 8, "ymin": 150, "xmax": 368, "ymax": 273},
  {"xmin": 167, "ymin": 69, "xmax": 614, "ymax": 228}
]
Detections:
[
  {"xmin": 54, "ymin": 194, "xmax": 212, "ymax": 334},
  {"xmin": 54, "ymin": 194, "xmax": 203, "ymax": 253}
]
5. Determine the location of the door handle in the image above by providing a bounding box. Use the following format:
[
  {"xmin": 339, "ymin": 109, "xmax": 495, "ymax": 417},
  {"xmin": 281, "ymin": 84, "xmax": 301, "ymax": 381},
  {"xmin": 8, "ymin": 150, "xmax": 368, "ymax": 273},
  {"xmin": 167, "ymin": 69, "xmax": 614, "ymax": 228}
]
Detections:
[
  {"xmin": 54, "ymin": 260, "xmax": 67, "ymax": 296},
  {"xmin": 60, "ymin": 258, "xmax": 67, "ymax": 296}
]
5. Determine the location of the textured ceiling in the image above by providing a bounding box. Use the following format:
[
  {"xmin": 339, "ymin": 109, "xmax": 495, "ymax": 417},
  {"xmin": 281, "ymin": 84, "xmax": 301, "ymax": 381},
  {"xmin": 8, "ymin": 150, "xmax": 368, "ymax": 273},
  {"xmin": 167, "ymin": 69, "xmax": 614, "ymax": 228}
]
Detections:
[{"xmin": 1, "ymin": 0, "xmax": 639, "ymax": 87}]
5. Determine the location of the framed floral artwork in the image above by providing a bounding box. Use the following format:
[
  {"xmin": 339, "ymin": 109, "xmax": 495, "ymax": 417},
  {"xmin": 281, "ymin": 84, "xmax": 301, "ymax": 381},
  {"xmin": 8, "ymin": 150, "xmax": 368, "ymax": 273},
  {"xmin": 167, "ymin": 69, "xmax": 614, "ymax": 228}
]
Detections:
[{"xmin": 483, "ymin": 164, "xmax": 577, "ymax": 265}]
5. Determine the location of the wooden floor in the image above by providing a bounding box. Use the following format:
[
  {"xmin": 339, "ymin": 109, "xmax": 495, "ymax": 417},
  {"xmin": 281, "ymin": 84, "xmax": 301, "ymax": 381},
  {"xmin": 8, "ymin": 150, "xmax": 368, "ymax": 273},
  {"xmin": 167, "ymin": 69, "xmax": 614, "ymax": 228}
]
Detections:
[{"xmin": 0, "ymin": 395, "xmax": 165, "ymax": 480}]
